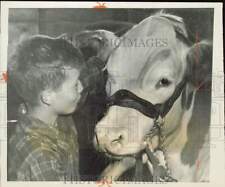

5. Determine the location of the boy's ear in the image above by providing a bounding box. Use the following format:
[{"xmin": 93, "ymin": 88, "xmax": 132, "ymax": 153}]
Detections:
[
  {"xmin": 186, "ymin": 41, "xmax": 212, "ymax": 89},
  {"xmin": 40, "ymin": 90, "xmax": 54, "ymax": 106}
]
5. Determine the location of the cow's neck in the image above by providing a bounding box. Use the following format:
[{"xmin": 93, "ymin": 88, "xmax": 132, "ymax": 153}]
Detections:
[
  {"xmin": 160, "ymin": 91, "xmax": 196, "ymax": 153},
  {"xmin": 158, "ymin": 90, "xmax": 207, "ymax": 181}
]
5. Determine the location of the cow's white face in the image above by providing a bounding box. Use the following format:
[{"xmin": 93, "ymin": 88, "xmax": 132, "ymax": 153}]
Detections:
[{"xmin": 94, "ymin": 14, "xmax": 190, "ymax": 158}]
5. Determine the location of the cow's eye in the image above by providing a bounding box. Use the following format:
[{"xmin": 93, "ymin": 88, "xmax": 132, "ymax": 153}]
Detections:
[{"xmin": 158, "ymin": 78, "xmax": 171, "ymax": 87}]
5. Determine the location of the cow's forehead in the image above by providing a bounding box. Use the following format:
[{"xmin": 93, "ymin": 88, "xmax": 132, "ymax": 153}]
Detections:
[{"xmin": 107, "ymin": 15, "xmax": 187, "ymax": 80}]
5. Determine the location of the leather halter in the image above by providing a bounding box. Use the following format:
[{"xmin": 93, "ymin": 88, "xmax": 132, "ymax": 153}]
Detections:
[{"xmin": 106, "ymin": 77, "xmax": 187, "ymax": 120}]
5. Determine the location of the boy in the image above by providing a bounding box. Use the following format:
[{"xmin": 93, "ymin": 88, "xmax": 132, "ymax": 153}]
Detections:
[
  {"xmin": 8, "ymin": 35, "xmax": 84, "ymax": 181},
  {"xmin": 8, "ymin": 34, "xmax": 136, "ymax": 182}
]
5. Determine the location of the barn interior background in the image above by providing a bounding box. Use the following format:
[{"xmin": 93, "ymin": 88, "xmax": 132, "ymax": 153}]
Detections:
[{"xmin": 7, "ymin": 8, "xmax": 213, "ymax": 181}]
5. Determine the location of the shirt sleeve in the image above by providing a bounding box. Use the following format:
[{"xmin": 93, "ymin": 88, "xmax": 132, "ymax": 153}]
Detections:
[{"xmin": 21, "ymin": 148, "xmax": 66, "ymax": 181}]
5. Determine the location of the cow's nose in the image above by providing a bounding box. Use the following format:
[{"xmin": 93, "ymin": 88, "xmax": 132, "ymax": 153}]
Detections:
[
  {"xmin": 111, "ymin": 134, "xmax": 124, "ymax": 144},
  {"xmin": 94, "ymin": 127, "xmax": 106, "ymax": 140},
  {"xmin": 95, "ymin": 127, "xmax": 126, "ymax": 146},
  {"xmin": 111, "ymin": 134, "xmax": 124, "ymax": 145}
]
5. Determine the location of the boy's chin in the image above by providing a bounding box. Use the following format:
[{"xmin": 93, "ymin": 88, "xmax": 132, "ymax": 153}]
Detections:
[{"xmin": 58, "ymin": 106, "xmax": 77, "ymax": 115}]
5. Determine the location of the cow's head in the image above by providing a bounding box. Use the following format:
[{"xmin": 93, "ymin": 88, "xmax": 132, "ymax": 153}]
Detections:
[{"xmin": 93, "ymin": 13, "xmax": 212, "ymax": 159}]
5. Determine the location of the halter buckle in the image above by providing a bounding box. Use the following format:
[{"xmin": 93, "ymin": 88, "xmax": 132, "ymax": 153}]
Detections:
[{"xmin": 154, "ymin": 116, "xmax": 165, "ymax": 128}]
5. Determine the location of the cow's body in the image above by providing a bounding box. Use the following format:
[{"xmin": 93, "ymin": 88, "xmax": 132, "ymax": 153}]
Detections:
[{"xmin": 94, "ymin": 13, "xmax": 212, "ymax": 182}]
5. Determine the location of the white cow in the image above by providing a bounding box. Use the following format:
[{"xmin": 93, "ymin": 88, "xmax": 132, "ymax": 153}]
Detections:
[{"xmin": 94, "ymin": 13, "xmax": 212, "ymax": 182}]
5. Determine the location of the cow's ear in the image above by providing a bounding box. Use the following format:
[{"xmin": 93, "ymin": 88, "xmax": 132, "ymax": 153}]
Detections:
[
  {"xmin": 75, "ymin": 32, "xmax": 103, "ymax": 61},
  {"xmin": 186, "ymin": 41, "xmax": 212, "ymax": 89}
]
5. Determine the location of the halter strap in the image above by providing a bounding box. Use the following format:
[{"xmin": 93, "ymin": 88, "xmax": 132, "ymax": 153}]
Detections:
[{"xmin": 106, "ymin": 77, "xmax": 187, "ymax": 120}]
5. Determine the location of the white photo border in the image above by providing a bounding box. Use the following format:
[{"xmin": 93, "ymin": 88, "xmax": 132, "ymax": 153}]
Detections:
[{"xmin": 0, "ymin": 1, "xmax": 224, "ymax": 187}]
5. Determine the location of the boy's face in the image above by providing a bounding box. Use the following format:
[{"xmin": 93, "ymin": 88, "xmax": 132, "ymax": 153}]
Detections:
[{"xmin": 51, "ymin": 68, "xmax": 83, "ymax": 114}]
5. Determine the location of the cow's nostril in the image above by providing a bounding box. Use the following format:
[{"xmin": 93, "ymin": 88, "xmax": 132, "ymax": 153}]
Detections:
[
  {"xmin": 111, "ymin": 134, "xmax": 124, "ymax": 143},
  {"xmin": 118, "ymin": 135, "xmax": 123, "ymax": 140}
]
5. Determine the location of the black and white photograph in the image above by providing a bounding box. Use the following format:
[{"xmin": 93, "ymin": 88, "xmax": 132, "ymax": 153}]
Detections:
[{"xmin": 0, "ymin": 2, "xmax": 224, "ymax": 186}]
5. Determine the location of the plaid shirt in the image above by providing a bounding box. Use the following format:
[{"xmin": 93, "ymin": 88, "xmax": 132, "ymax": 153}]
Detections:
[{"xmin": 8, "ymin": 114, "xmax": 80, "ymax": 181}]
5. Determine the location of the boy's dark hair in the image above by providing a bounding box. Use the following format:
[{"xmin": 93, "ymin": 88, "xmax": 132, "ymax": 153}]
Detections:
[{"xmin": 8, "ymin": 35, "xmax": 84, "ymax": 107}]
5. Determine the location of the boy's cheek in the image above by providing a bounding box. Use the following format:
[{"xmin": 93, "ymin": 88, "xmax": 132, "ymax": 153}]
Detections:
[
  {"xmin": 53, "ymin": 101, "xmax": 76, "ymax": 114},
  {"xmin": 56, "ymin": 96, "xmax": 80, "ymax": 114},
  {"xmin": 52, "ymin": 88, "xmax": 82, "ymax": 114}
]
